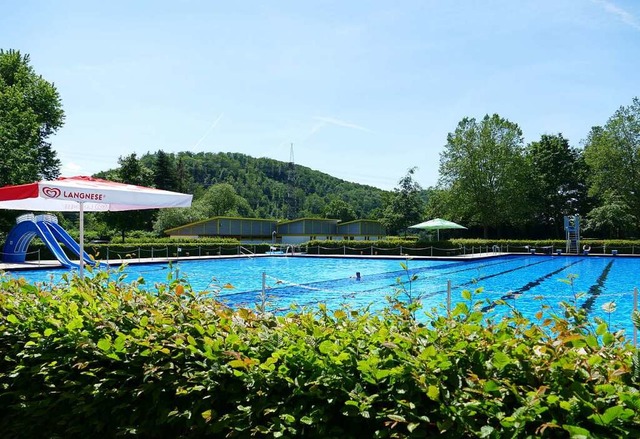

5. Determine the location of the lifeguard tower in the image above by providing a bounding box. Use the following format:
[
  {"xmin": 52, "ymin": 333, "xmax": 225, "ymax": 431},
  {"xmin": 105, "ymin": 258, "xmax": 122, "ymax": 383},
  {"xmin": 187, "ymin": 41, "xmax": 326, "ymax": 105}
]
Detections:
[{"xmin": 564, "ymin": 215, "xmax": 580, "ymax": 254}]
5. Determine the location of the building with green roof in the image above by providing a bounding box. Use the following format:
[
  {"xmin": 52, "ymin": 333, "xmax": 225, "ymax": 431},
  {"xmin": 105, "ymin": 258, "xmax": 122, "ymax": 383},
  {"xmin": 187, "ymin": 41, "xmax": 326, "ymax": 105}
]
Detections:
[{"xmin": 165, "ymin": 216, "xmax": 386, "ymax": 244}]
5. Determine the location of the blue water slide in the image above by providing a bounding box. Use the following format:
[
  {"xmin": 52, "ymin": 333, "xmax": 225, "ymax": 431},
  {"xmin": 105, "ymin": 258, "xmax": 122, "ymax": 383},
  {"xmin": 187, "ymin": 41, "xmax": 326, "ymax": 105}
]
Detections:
[
  {"xmin": 34, "ymin": 222, "xmax": 77, "ymax": 267},
  {"xmin": 2, "ymin": 220, "xmax": 76, "ymax": 267},
  {"xmin": 46, "ymin": 221, "xmax": 98, "ymax": 266}
]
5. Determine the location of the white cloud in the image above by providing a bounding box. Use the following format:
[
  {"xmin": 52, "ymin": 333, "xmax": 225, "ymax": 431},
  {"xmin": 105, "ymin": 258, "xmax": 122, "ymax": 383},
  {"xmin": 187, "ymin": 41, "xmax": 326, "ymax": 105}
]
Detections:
[{"xmin": 592, "ymin": 0, "xmax": 640, "ymax": 31}]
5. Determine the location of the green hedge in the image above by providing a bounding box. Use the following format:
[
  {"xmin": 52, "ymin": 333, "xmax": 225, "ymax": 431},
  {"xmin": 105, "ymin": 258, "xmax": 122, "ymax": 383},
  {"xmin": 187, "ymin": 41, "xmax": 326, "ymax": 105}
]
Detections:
[
  {"xmin": 1, "ymin": 270, "xmax": 640, "ymax": 437},
  {"xmin": 451, "ymin": 239, "xmax": 640, "ymax": 255}
]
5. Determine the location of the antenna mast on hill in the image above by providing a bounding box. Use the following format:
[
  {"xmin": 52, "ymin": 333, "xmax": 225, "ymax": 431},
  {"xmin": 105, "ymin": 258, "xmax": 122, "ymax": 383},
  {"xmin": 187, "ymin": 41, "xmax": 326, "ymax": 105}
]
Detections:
[{"xmin": 285, "ymin": 143, "xmax": 298, "ymax": 219}]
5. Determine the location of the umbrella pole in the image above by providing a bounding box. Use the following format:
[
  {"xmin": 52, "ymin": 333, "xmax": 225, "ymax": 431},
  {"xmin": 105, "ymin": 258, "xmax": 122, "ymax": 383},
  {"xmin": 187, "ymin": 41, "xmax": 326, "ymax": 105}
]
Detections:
[{"xmin": 79, "ymin": 202, "xmax": 84, "ymax": 278}]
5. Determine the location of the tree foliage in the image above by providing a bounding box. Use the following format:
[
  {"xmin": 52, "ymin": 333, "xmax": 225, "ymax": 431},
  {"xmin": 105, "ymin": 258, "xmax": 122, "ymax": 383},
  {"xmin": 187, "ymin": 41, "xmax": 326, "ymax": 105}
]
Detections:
[
  {"xmin": 102, "ymin": 153, "xmax": 155, "ymax": 241},
  {"xmin": 584, "ymin": 98, "xmax": 640, "ymax": 235},
  {"xmin": 525, "ymin": 133, "xmax": 588, "ymax": 237},
  {"xmin": 380, "ymin": 167, "xmax": 425, "ymax": 235},
  {"xmin": 196, "ymin": 183, "xmax": 246, "ymax": 218},
  {"xmin": 323, "ymin": 198, "xmax": 357, "ymax": 222},
  {"xmin": 438, "ymin": 114, "xmax": 527, "ymax": 238},
  {"xmin": 0, "ymin": 49, "xmax": 63, "ymax": 186},
  {"xmin": 138, "ymin": 151, "xmax": 386, "ymax": 220},
  {"xmin": 153, "ymin": 149, "xmax": 177, "ymax": 191},
  {"xmin": 585, "ymin": 190, "xmax": 636, "ymax": 238}
]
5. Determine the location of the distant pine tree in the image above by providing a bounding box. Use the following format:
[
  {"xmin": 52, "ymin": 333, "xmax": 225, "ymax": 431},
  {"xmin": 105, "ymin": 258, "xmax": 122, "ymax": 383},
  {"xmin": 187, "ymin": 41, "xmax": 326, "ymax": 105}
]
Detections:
[{"xmin": 153, "ymin": 149, "xmax": 177, "ymax": 191}]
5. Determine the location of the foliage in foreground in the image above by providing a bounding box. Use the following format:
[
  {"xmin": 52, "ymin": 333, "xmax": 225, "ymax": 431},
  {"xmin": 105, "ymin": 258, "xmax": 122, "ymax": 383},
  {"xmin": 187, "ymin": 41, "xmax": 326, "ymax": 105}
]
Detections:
[{"xmin": 1, "ymin": 270, "xmax": 640, "ymax": 438}]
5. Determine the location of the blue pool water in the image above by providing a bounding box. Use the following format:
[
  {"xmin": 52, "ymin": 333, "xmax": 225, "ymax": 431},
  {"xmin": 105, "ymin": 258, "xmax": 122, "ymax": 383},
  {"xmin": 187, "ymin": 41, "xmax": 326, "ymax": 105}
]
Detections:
[{"xmin": 4, "ymin": 255, "xmax": 640, "ymax": 338}]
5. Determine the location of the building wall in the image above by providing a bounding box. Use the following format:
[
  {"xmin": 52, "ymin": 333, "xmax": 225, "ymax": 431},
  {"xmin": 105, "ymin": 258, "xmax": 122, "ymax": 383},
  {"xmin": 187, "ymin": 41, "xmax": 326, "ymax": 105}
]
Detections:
[
  {"xmin": 337, "ymin": 220, "xmax": 386, "ymax": 236},
  {"xmin": 277, "ymin": 219, "xmax": 338, "ymax": 235},
  {"xmin": 167, "ymin": 217, "xmax": 277, "ymax": 238},
  {"xmin": 168, "ymin": 217, "xmax": 385, "ymax": 243}
]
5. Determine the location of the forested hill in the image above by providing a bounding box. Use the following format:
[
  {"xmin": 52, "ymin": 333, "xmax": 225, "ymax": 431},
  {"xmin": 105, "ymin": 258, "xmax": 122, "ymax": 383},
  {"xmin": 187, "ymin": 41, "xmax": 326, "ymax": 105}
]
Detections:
[{"xmin": 119, "ymin": 151, "xmax": 388, "ymax": 220}]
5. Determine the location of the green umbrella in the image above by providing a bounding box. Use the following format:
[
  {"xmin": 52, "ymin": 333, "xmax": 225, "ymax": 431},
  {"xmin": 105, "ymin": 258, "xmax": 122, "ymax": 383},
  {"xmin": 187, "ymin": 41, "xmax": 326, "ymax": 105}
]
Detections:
[{"xmin": 409, "ymin": 218, "xmax": 467, "ymax": 241}]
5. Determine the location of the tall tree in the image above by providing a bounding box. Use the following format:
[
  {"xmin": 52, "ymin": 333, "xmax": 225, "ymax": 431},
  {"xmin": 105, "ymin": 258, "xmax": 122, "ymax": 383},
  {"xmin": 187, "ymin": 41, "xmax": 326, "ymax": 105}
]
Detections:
[
  {"xmin": 585, "ymin": 190, "xmax": 636, "ymax": 238},
  {"xmin": 438, "ymin": 114, "xmax": 527, "ymax": 238},
  {"xmin": 118, "ymin": 152, "xmax": 153, "ymax": 186},
  {"xmin": 526, "ymin": 134, "xmax": 587, "ymax": 237},
  {"xmin": 153, "ymin": 149, "xmax": 177, "ymax": 191},
  {"xmin": 196, "ymin": 183, "xmax": 243, "ymax": 217},
  {"xmin": 0, "ymin": 49, "xmax": 64, "ymax": 186},
  {"xmin": 583, "ymin": 97, "xmax": 640, "ymax": 233},
  {"xmin": 108, "ymin": 153, "xmax": 154, "ymax": 241},
  {"xmin": 380, "ymin": 167, "xmax": 425, "ymax": 235},
  {"xmin": 323, "ymin": 198, "xmax": 357, "ymax": 222},
  {"xmin": 174, "ymin": 155, "xmax": 194, "ymax": 193}
]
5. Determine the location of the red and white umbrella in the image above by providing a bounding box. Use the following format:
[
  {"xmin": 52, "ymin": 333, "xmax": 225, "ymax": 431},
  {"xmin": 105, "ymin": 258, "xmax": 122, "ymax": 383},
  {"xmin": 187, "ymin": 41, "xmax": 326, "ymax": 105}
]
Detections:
[{"xmin": 0, "ymin": 176, "xmax": 193, "ymax": 275}]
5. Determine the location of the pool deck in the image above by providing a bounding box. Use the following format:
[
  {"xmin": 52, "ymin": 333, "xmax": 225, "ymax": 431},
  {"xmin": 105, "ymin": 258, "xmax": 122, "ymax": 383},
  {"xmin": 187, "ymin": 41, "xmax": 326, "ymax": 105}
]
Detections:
[{"xmin": 0, "ymin": 251, "xmax": 509, "ymax": 271}]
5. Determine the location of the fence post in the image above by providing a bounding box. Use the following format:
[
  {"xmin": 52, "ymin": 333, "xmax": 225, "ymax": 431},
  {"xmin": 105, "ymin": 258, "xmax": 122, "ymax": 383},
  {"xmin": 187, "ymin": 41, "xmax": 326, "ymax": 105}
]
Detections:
[
  {"xmin": 343, "ymin": 245, "xmax": 346, "ymax": 255},
  {"xmin": 634, "ymin": 287, "xmax": 638, "ymax": 348},
  {"xmin": 138, "ymin": 247, "xmax": 141, "ymax": 262},
  {"xmin": 447, "ymin": 280, "xmax": 452, "ymax": 317},
  {"xmin": 400, "ymin": 245, "xmax": 403, "ymax": 256},
  {"xmin": 262, "ymin": 272, "xmax": 266, "ymax": 304}
]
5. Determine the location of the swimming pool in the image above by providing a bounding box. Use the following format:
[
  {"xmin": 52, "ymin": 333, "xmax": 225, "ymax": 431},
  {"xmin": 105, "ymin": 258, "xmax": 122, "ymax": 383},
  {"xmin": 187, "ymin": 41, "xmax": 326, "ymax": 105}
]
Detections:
[{"xmin": 4, "ymin": 255, "xmax": 639, "ymax": 337}]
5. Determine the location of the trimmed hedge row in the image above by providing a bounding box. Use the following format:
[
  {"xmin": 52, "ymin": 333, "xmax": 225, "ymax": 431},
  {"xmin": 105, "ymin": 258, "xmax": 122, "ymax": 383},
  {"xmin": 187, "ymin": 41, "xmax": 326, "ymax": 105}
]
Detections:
[{"xmin": 1, "ymin": 269, "xmax": 640, "ymax": 437}]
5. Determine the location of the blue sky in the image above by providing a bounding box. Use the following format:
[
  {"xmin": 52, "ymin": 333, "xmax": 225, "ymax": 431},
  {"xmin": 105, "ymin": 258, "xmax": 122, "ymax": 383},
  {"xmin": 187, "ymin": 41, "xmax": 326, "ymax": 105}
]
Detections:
[{"xmin": 2, "ymin": 0, "xmax": 639, "ymax": 190}]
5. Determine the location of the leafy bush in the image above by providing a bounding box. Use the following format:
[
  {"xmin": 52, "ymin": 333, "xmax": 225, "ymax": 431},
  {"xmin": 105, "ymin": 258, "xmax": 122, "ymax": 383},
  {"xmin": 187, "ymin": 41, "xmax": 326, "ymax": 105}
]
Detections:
[
  {"xmin": 451, "ymin": 239, "xmax": 640, "ymax": 255},
  {"xmin": 1, "ymin": 270, "xmax": 639, "ymax": 437}
]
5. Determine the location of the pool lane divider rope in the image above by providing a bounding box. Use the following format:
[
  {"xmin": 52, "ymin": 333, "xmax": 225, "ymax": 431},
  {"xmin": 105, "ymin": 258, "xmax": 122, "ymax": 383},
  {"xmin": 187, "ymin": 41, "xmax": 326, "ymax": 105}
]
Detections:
[
  {"xmin": 247, "ymin": 257, "xmax": 556, "ymax": 309},
  {"xmin": 345, "ymin": 258, "xmax": 552, "ymax": 298},
  {"xmin": 409, "ymin": 258, "xmax": 555, "ymax": 302},
  {"xmin": 216, "ymin": 257, "xmax": 525, "ymax": 302},
  {"xmin": 481, "ymin": 258, "xmax": 584, "ymax": 312},
  {"xmin": 215, "ymin": 257, "xmax": 594, "ymax": 314},
  {"xmin": 581, "ymin": 259, "xmax": 615, "ymax": 314}
]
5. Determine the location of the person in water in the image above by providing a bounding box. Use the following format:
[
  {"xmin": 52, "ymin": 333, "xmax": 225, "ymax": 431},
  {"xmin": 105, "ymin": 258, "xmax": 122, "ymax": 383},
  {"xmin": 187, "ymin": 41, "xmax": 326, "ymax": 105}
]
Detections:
[{"xmin": 355, "ymin": 272, "xmax": 361, "ymax": 281}]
